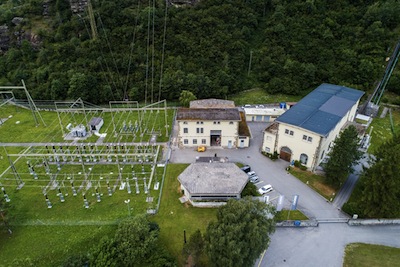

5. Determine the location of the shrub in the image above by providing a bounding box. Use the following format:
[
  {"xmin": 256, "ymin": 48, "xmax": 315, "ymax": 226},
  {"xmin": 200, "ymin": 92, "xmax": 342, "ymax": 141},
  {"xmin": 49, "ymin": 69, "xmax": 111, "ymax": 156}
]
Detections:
[
  {"xmin": 261, "ymin": 151, "xmax": 279, "ymax": 161},
  {"xmin": 241, "ymin": 182, "xmax": 259, "ymax": 197}
]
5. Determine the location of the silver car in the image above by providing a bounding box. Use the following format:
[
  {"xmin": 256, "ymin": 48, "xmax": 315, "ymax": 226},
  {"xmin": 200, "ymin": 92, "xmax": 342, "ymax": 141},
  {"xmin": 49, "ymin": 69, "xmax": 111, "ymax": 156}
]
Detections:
[{"xmin": 258, "ymin": 184, "xmax": 273, "ymax": 195}]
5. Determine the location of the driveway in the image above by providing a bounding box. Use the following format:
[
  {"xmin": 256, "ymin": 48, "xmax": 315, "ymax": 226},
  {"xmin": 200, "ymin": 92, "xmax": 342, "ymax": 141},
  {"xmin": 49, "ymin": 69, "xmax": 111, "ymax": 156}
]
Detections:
[{"xmin": 169, "ymin": 122, "xmax": 347, "ymax": 220}]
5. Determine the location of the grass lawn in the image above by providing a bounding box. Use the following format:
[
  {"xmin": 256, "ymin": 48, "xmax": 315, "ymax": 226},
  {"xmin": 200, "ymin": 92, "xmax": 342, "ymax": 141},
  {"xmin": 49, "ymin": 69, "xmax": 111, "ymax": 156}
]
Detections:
[
  {"xmin": 0, "ymin": 166, "xmax": 161, "ymax": 266},
  {"xmin": 367, "ymin": 107, "xmax": 400, "ymax": 154},
  {"xmin": 288, "ymin": 167, "xmax": 338, "ymax": 200},
  {"xmin": 228, "ymin": 88, "xmax": 303, "ymax": 106},
  {"xmin": 343, "ymin": 243, "xmax": 400, "ymax": 267},
  {"xmin": 275, "ymin": 210, "xmax": 308, "ymax": 221},
  {"xmin": 153, "ymin": 164, "xmax": 217, "ymax": 265},
  {"xmin": 0, "ymin": 104, "xmax": 174, "ymax": 143}
]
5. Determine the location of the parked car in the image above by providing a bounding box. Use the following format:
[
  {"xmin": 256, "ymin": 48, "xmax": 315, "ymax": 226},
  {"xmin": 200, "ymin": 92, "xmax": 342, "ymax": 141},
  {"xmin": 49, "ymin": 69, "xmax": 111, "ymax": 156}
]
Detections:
[
  {"xmin": 197, "ymin": 146, "xmax": 206, "ymax": 152},
  {"xmin": 258, "ymin": 184, "xmax": 273, "ymax": 195},
  {"xmin": 249, "ymin": 175, "xmax": 259, "ymax": 183},
  {"xmin": 240, "ymin": 165, "xmax": 251, "ymax": 173},
  {"xmin": 247, "ymin": 171, "xmax": 256, "ymax": 177}
]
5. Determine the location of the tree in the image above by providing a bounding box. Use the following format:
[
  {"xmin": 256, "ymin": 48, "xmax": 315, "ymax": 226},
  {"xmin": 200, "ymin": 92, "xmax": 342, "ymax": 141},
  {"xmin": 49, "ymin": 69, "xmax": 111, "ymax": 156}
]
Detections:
[
  {"xmin": 179, "ymin": 90, "xmax": 197, "ymax": 107},
  {"xmin": 358, "ymin": 134, "xmax": 400, "ymax": 218},
  {"xmin": 324, "ymin": 125, "xmax": 362, "ymax": 186},
  {"xmin": 86, "ymin": 215, "xmax": 175, "ymax": 267},
  {"xmin": 114, "ymin": 215, "xmax": 160, "ymax": 266},
  {"xmin": 183, "ymin": 229, "xmax": 205, "ymax": 266},
  {"xmin": 204, "ymin": 197, "xmax": 275, "ymax": 267}
]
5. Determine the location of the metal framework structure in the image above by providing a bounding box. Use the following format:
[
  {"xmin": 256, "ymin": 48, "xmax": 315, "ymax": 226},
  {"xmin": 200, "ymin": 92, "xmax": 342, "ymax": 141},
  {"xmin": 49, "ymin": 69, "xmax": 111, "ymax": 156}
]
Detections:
[
  {"xmin": 0, "ymin": 80, "xmax": 46, "ymax": 126},
  {"xmin": 1, "ymin": 143, "xmax": 162, "ymax": 206}
]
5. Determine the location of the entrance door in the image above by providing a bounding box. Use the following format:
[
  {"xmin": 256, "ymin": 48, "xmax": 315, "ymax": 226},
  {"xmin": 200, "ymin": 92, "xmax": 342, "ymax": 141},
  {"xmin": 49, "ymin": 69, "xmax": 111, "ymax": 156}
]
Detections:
[
  {"xmin": 228, "ymin": 140, "xmax": 232, "ymax": 148},
  {"xmin": 280, "ymin": 146, "xmax": 292, "ymax": 162},
  {"xmin": 240, "ymin": 139, "xmax": 244, "ymax": 148},
  {"xmin": 210, "ymin": 130, "xmax": 222, "ymax": 146}
]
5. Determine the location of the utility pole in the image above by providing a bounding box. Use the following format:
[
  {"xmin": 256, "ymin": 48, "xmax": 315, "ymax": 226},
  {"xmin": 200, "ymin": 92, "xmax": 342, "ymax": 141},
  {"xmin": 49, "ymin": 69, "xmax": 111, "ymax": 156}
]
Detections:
[
  {"xmin": 247, "ymin": 50, "xmax": 253, "ymax": 76},
  {"xmin": 87, "ymin": 0, "xmax": 98, "ymax": 40}
]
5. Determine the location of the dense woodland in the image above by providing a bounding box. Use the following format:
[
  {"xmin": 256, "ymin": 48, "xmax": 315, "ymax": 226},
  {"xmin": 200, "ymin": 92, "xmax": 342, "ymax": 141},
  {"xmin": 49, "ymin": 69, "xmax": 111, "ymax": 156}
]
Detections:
[{"xmin": 0, "ymin": 0, "xmax": 399, "ymax": 104}]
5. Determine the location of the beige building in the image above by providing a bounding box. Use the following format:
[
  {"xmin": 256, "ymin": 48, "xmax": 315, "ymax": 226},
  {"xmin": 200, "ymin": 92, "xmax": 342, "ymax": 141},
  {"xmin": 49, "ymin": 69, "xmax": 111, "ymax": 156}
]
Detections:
[
  {"xmin": 262, "ymin": 84, "xmax": 364, "ymax": 171},
  {"xmin": 176, "ymin": 99, "xmax": 250, "ymax": 148}
]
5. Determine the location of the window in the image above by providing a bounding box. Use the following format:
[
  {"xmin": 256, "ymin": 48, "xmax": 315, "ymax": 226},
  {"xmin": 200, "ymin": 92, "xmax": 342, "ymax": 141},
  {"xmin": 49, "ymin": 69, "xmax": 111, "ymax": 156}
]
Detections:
[
  {"xmin": 184, "ymin": 139, "xmax": 188, "ymax": 145},
  {"xmin": 229, "ymin": 121, "xmax": 233, "ymax": 124},
  {"xmin": 303, "ymin": 134, "xmax": 313, "ymax": 143},
  {"xmin": 265, "ymin": 147, "xmax": 271, "ymax": 152},
  {"xmin": 300, "ymin": 153, "xmax": 308, "ymax": 165},
  {"xmin": 217, "ymin": 121, "xmax": 220, "ymax": 124},
  {"xmin": 201, "ymin": 139, "xmax": 206, "ymax": 144},
  {"xmin": 321, "ymin": 150, "xmax": 325, "ymax": 159},
  {"xmin": 183, "ymin": 121, "xmax": 188, "ymax": 124},
  {"xmin": 196, "ymin": 121, "xmax": 204, "ymax": 125},
  {"xmin": 213, "ymin": 121, "xmax": 216, "ymax": 124},
  {"xmin": 266, "ymin": 136, "xmax": 272, "ymax": 142},
  {"xmin": 196, "ymin": 121, "xmax": 200, "ymax": 124},
  {"xmin": 193, "ymin": 139, "xmax": 197, "ymax": 145},
  {"xmin": 183, "ymin": 128, "xmax": 188, "ymax": 134},
  {"xmin": 196, "ymin": 128, "xmax": 204, "ymax": 134},
  {"xmin": 285, "ymin": 129, "xmax": 294, "ymax": 136}
]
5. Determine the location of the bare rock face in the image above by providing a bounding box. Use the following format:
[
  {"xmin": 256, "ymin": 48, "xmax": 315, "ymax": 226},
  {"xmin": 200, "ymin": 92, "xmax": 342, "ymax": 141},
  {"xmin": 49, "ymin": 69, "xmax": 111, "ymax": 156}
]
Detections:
[
  {"xmin": 0, "ymin": 25, "xmax": 10, "ymax": 52},
  {"xmin": 69, "ymin": 0, "xmax": 88, "ymax": 13},
  {"xmin": 11, "ymin": 17, "xmax": 24, "ymax": 26},
  {"xmin": 169, "ymin": 0, "xmax": 199, "ymax": 6},
  {"xmin": 43, "ymin": 0, "xmax": 52, "ymax": 16}
]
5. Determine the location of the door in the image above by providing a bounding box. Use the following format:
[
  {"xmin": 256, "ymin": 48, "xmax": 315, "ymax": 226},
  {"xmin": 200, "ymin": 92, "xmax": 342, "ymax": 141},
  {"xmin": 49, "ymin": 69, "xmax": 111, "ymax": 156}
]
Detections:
[
  {"xmin": 240, "ymin": 139, "xmax": 244, "ymax": 148},
  {"xmin": 280, "ymin": 146, "xmax": 292, "ymax": 162},
  {"xmin": 228, "ymin": 140, "xmax": 232, "ymax": 148}
]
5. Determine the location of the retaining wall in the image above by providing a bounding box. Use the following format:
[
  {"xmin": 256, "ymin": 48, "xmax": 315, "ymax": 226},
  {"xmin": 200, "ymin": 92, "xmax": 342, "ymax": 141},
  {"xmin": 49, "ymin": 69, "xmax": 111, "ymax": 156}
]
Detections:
[{"xmin": 348, "ymin": 219, "xmax": 400, "ymax": 226}]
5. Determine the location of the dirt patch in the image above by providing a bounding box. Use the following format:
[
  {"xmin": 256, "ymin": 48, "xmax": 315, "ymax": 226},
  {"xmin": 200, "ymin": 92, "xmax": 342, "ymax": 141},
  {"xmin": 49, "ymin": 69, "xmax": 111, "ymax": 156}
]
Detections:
[{"xmin": 313, "ymin": 181, "xmax": 336, "ymax": 197}]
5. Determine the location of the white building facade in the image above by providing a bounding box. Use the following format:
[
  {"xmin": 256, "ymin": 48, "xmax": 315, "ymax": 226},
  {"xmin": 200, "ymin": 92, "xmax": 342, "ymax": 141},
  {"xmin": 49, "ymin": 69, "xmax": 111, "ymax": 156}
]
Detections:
[{"xmin": 176, "ymin": 99, "xmax": 250, "ymax": 148}]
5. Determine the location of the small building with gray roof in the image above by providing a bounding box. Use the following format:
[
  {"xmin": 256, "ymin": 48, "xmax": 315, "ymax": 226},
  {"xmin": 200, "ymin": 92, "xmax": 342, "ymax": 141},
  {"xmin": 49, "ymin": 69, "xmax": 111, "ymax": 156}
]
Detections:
[
  {"xmin": 262, "ymin": 83, "xmax": 364, "ymax": 171},
  {"xmin": 178, "ymin": 162, "xmax": 249, "ymax": 203}
]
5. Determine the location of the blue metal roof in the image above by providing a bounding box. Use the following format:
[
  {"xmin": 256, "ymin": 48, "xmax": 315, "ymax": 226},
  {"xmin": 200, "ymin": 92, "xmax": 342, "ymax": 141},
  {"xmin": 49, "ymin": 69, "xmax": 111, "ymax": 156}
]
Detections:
[{"xmin": 276, "ymin": 83, "xmax": 364, "ymax": 136}]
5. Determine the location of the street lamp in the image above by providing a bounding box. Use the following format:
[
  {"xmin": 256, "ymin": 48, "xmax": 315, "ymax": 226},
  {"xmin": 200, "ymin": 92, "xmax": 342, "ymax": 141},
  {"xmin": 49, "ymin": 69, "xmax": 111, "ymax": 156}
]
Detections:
[{"xmin": 124, "ymin": 199, "xmax": 131, "ymax": 217}]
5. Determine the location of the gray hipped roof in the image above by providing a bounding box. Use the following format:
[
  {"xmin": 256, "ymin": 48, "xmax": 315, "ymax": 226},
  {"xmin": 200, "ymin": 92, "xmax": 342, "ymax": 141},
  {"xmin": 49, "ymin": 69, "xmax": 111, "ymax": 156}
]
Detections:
[
  {"xmin": 177, "ymin": 108, "xmax": 241, "ymax": 121},
  {"xmin": 178, "ymin": 162, "xmax": 248, "ymax": 195},
  {"xmin": 276, "ymin": 83, "xmax": 364, "ymax": 136}
]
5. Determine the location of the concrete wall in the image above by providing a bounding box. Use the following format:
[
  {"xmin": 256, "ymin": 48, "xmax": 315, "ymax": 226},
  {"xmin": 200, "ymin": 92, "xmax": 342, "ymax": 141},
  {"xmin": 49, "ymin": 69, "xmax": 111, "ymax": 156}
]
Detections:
[{"xmin": 348, "ymin": 219, "xmax": 400, "ymax": 226}]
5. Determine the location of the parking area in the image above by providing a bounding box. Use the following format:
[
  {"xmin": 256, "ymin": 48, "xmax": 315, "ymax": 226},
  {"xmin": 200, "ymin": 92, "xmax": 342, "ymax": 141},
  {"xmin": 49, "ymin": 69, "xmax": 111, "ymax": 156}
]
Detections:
[{"xmin": 169, "ymin": 122, "xmax": 349, "ymax": 220}]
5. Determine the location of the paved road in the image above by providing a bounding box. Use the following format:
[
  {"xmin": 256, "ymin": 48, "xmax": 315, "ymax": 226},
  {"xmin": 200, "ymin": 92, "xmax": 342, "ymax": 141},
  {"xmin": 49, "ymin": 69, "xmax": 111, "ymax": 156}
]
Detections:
[
  {"xmin": 257, "ymin": 223, "xmax": 400, "ymax": 267},
  {"xmin": 333, "ymin": 153, "xmax": 371, "ymax": 209},
  {"xmin": 169, "ymin": 121, "xmax": 400, "ymax": 267}
]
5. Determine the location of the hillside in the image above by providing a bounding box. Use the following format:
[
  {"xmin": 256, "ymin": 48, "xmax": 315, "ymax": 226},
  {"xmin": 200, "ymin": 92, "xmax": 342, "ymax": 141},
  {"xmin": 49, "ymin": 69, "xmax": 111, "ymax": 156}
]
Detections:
[{"xmin": 0, "ymin": 0, "xmax": 399, "ymax": 104}]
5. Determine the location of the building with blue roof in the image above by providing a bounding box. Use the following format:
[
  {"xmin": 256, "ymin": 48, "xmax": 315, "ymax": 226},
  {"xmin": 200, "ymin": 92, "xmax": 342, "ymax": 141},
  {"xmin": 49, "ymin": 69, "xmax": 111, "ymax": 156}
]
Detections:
[{"xmin": 262, "ymin": 83, "xmax": 364, "ymax": 171}]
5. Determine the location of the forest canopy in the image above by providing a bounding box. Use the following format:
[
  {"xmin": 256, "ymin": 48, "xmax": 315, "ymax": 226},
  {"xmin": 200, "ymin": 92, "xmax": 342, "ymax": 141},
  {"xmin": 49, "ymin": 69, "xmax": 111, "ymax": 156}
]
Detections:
[{"xmin": 0, "ymin": 0, "xmax": 399, "ymax": 104}]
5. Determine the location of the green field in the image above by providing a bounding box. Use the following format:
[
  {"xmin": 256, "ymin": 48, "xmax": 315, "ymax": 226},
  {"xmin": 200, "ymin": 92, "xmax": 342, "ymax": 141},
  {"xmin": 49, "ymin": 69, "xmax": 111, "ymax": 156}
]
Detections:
[
  {"xmin": 228, "ymin": 88, "xmax": 303, "ymax": 106},
  {"xmin": 153, "ymin": 164, "xmax": 217, "ymax": 265},
  {"xmin": 344, "ymin": 243, "xmax": 400, "ymax": 267},
  {"xmin": 0, "ymin": 104, "xmax": 174, "ymax": 143},
  {"xmin": 367, "ymin": 107, "xmax": 400, "ymax": 154}
]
